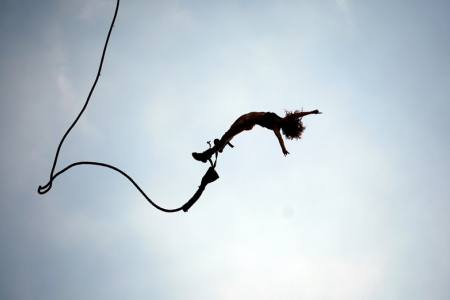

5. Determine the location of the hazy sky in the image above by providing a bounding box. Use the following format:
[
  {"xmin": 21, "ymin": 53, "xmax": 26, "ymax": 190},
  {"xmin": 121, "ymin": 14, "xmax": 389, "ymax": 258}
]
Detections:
[{"xmin": 1, "ymin": 0, "xmax": 450, "ymax": 299}]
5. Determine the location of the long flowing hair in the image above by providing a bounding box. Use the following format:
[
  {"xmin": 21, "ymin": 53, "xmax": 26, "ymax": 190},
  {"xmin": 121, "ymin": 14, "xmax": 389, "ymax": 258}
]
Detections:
[{"xmin": 281, "ymin": 110, "xmax": 305, "ymax": 140}]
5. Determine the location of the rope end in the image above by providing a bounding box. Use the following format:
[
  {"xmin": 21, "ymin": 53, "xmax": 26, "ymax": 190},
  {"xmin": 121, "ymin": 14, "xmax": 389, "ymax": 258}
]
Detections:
[{"xmin": 37, "ymin": 182, "xmax": 52, "ymax": 195}]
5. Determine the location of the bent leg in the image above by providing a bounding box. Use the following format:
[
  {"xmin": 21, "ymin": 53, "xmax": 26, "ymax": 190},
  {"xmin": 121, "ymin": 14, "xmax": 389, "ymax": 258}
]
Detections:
[
  {"xmin": 192, "ymin": 128, "xmax": 242, "ymax": 162},
  {"xmin": 216, "ymin": 115, "xmax": 255, "ymax": 152},
  {"xmin": 192, "ymin": 115, "xmax": 254, "ymax": 162}
]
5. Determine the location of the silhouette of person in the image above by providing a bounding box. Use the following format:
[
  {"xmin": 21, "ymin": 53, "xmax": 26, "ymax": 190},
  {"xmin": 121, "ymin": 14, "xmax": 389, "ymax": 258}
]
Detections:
[{"xmin": 192, "ymin": 109, "xmax": 321, "ymax": 163}]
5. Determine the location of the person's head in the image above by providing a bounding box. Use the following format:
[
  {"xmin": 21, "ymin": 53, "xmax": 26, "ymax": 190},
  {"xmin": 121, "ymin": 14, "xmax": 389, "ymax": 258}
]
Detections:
[{"xmin": 281, "ymin": 110, "xmax": 305, "ymax": 140}]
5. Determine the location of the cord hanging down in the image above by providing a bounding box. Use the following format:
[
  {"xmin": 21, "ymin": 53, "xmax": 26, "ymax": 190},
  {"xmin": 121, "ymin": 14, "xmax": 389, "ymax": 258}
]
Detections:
[{"xmin": 37, "ymin": 0, "xmax": 219, "ymax": 212}]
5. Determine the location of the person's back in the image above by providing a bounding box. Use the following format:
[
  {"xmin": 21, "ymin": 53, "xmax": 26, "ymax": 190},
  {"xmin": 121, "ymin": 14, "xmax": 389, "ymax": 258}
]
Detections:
[{"xmin": 255, "ymin": 112, "xmax": 283, "ymax": 130}]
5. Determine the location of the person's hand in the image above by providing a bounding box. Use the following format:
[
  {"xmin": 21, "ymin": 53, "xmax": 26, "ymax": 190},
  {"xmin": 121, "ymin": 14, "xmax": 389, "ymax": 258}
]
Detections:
[
  {"xmin": 312, "ymin": 109, "xmax": 322, "ymax": 114},
  {"xmin": 283, "ymin": 149, "xmax": 290, "ymax": 156}
]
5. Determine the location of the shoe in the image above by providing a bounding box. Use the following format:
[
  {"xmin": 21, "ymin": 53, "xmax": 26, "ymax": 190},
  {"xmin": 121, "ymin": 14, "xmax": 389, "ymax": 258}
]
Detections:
[{"xmin": 192, "ymin": 152, "xmax": 209, "ymax": 163}]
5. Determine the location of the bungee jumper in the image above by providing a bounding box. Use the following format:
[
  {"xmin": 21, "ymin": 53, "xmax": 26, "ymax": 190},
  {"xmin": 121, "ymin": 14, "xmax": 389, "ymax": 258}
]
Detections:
[{"xmin": 192, "ymin": 109, "xmax": 322, "ymax": 163}]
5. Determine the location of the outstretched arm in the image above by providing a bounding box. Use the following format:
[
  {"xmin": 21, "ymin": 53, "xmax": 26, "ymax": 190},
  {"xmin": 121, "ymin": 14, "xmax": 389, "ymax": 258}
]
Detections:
[
  {"xmin": 274, "ymin": 128, "xmax": 289, "ymax": 156},
  {"xmin": 294, "ymin": 109, "xmax": 322, "ymax": 118}
]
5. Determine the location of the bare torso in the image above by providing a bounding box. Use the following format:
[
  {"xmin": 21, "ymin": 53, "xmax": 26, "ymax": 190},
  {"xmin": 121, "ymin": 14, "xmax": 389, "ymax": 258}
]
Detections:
[{"xmin": 230, "ymin": 112, "xmax": 282, "ymax": 131}]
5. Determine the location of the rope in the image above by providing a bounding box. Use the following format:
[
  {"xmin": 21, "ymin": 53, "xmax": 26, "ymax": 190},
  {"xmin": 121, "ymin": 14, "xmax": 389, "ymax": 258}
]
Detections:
[
  {"xmin": 37, "ymin": 0, "xmax": 216, "ymax": 212},
  {"xmin": 41, "ymin": 161, "xmax": 185, "ymax": 213}
]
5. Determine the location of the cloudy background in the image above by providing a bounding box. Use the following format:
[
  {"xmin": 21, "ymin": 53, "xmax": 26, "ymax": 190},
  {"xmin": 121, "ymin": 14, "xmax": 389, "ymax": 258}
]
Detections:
[{"xmin": 1, "ymin": 0, "xmax": 449, "ymax": 299}]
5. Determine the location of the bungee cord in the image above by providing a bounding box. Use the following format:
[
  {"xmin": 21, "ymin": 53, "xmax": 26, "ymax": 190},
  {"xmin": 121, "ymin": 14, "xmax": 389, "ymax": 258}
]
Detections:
[
  {"xmin": 37, "ymin": 0, "xmax": 218, "ymax": 212},
  {"xmin": 43, "ymin": 161, "xmax": 185, "ymax": 213}
]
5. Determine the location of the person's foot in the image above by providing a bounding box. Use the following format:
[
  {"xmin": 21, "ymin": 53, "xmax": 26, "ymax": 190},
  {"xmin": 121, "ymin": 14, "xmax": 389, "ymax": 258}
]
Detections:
[{"xmin": 192, "ymin": 152, "xmax": 209, "ymax": 163}]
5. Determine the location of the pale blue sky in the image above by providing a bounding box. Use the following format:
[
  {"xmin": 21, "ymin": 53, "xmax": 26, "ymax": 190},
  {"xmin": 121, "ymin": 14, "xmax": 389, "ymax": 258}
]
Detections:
[{"xmin": 1, "ymin": 0, "xmax": 450, "ymax": 299}]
